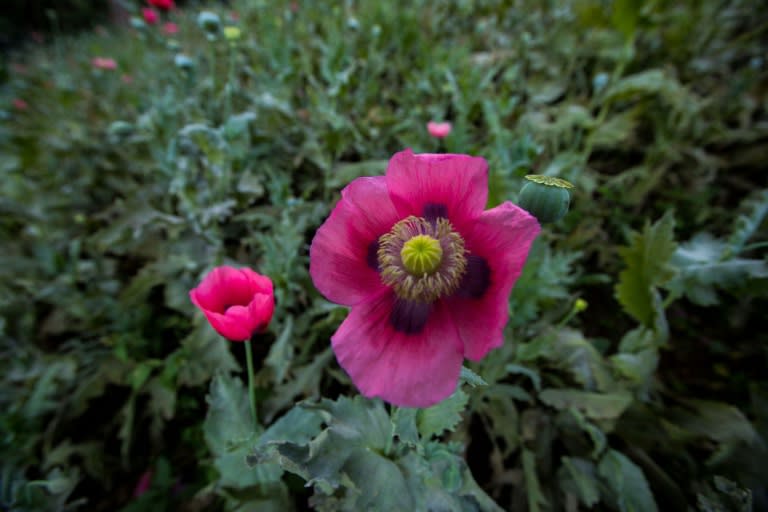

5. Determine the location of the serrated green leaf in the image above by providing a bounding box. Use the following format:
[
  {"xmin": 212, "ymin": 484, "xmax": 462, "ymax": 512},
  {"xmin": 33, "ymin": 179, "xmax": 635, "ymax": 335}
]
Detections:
[
  {"xmin": 604, "ymin": 69, "xmax": 686, "ymax": 106},
  {"xmin": 725, "ymin": 189, "xmax": 768, "ymax": 257},
  {"xmin": 670, "ymin": 233, "xmax": 768, "ymax": 305},
  {"xmin": 564, "ymin": 408, "xmax": 607, "ymax": 458},
  {"xmin": 263, "ymin": 347, "xmax": 334, "ymax": 421},
  {"xmin": 539, "ymin": 389, "xmax": 632, "ymax": 420},
  {"xmin": 590, "ymin": 110, "xmax": 638, "ymax": 149},
  {"xmin": 559, "ymin": 457, "xmax": 601, "ymax": 507},
  {"xmin": 417, "ymin": 389, "xmax": 469, "ymax": 439},
  {"xmin": 327, "ymin": 159, "xmax": 388, "ymax": 188},
  {"xmin": 522, "ymin": 449, "xmax": 548, "ymax": 512},
  {"xmin": 667, "ymin": 400, "xmax": 759, "ymax": 446},
  {"xmin": 505, "ymin": 364, "xmax": 541, "ymax": 391},
  {"xmin": 265, "ymin": 316, "xmax": 294, "ymax": 383},
  {"xmin": 696, "ymin": 476, "xmax": 753, "ymax": 512},
  {"xmin": 204, "ymin": 375, "xmax": 280, "ymax": 488},
  {"xmin": 255, "ymin": 396, "xmax": 503, "ymax": 511},
  {"xmin": 598, "ymin": 450, "xmax": 658, "ymax": 512},
  {"xmin": 615, "ymin": 212, "xmax": 676, "ymax": 326},
  {"xmin": 460, "ymin": 366, "xmax": 488, "ymax": 387},
  {"xmin": 556, "ymin": 329, "xmax": 616, "ymax": 391},
  {"xmin": 177, "ymin": 327, "xmax": 239, "ymax": 387},
  {"xmin": 392, "ymin": 407, "xmax": 420, "ymax": 446}
]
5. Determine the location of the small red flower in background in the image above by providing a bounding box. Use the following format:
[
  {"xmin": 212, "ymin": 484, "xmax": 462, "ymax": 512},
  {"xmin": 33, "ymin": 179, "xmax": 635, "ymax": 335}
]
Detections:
[
  {"xmin": 12, "ymin": 98, "xmax": 28, "ymax": 110},
  {"xmin": 121, "ymin": 74, "xmax": 134, "ymax": 84},
  {"xmin": 427, "ymin": 121, "xmax": 452, "ymax": 138},
  {"xmin": 132, "ymin": 469, "xmax": 153, "ymax": 498},
  {"xmin": 92, "ymin": 57, "xmax": 117, "ymax": 70},
  {"xmin": 142, "ymin": 8, "xmax": 159, "ymax": 24},
  {"xmin": 163, "ymin": 22, "xmax": 179, "ymax": 35},
  {"xmin": 190, "ymin": 266, "xmax": 275, "ymax": 341},
  {"xmin": 148, "ymin": 0, "xmax": 175, "ymax": 10},
  {"xmin": 310, "ymin": 149, "xmax": 540, "ymax": 407}
]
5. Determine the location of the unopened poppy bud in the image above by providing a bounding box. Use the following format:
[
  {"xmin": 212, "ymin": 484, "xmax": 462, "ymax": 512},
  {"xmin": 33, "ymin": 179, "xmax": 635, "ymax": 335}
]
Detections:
[
  {"xmin": 517, "ymin": 175, "xmax": 573, "ymax": 223},
  {"xmin": 574, "ymin": 298, "xmax": 588, "ymax": 312},
  {"xmin": 197, "ymin": 11, "xmax": 221, "ymax": 37},
  {"xmin": 174, "ymin": 54, "xmax": 195, "ymax": 71},
  {"xmin": 108, "ymin": 121, "xmax": 134, "ymax": 137}
]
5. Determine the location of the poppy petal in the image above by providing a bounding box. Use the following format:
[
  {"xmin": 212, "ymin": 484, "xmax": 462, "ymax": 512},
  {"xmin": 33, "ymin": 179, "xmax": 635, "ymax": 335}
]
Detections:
[
  {"xmin": 446, "ymin": 202, "xmax": 540, "ymax": 360},
  {"xmin": 310, "ymin": 176, "xmax": 400, "ymax": 306},
  {"xmin": 332, "ymin": 290, "xmax": 464, "ymax": 407},
  {"xmin": 385, "ymin": 149, "xmax": 488, "ymax": 234}
]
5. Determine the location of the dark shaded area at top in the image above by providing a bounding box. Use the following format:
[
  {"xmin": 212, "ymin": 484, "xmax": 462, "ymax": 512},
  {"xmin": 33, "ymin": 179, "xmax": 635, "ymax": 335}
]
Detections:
[{"xmin": 0, "ymin": 0, "xmax": 111, "ymax": 54}]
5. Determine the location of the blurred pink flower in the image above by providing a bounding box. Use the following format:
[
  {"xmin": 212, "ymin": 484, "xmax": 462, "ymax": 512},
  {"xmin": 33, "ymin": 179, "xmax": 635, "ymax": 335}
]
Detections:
[
  {"xmin": 92, "ymin": 57, "xmax": 118, "ymax": 70},
  {"xmin": 13, "ymin": 98, "xmax": 28, "ymax": 110},
  {"xmin": 121, "ymin": 74, "xmax": 134, "ymax": 84},
  {"xmin": 163, "ymin": 22, "xmax": 179, "ymax": 35},
  {"xmin": 427, "ymin": 121, "xmax": 452, "ymax": 138},
  {"xmin": 229, "ymin": 11, "xmax": 240, "ymax": 22},
  {"xmin": 142, "ymin": 8, "xmax": 159, "ymax": 25},
  {"xmin": 310, "ymin": 149, "xmax": 540, "ymax": 407},
  {"xmin": 148, "ymin": 0, "xmax": 174, "ymax": 10},
  {"xmin": 133, "ymin": 470, "xmax": 153, "ymax": 498}
]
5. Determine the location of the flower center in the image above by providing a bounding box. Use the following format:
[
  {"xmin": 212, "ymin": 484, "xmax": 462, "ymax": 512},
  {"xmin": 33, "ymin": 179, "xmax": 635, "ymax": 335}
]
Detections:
[
  {"xmin": 378, "ymin": 216, "xmax": 467, "ymax": 303},
  {"xmin": 400, "ymin": 235, "xmax": 443, "ymax": 276}
]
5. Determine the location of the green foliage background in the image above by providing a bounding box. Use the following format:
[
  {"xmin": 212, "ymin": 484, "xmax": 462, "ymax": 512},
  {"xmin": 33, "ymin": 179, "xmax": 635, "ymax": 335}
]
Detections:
[{"xmin": 1, "ymin": 0, "xmax": 766, "ymax": 510}]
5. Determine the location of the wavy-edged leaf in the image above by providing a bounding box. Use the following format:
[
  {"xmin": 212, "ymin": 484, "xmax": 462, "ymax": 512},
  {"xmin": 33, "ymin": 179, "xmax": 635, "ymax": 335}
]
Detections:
[
  {"xmin": 615, "ymin": 212, "xmax": 676, "ymax": 325},
  {"xmin": 598, "ymin": 450, "xmax": 658, "ymax": 512},
  {"xmin": 417, "ymin": 389, "xmax": 469, "ymax": 439},
  {"xmin": 558, "ymin": 456, "xmax": 601, "ymax": 508},
  {"xmin": 539, "ymin": 389, "xmax": 632, "ymax": 421}
]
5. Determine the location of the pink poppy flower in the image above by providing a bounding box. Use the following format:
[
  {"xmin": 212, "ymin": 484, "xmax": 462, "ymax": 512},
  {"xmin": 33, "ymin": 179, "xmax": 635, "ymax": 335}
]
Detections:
[
  {"xmin": 310, "ymin": 149, "xmax": 540, "ymax": 407},
  {"xmin": 190, "ymin": 266, "xmax": 275, "ymax": 342},
  {"xmin": 12, "ymin": 98, "xmax": 28, "ymax": 110},
  {"xmin": 163, "ymin": 22, "xmax": 179, "ymax": 35},
  {"xmin": 142, "ymin": 8, "xmax": 159, "ymax": 25},
  {"xmin": 148, "ymin": 0, "xmax": 174, "ymax": 10},
  {"xmin": 92, "ymin": 57, "xmax": 117, "ymax": 70},
  {"xmin": 427, "ymin": 121, "xmax": 452, "ymax": 138}
]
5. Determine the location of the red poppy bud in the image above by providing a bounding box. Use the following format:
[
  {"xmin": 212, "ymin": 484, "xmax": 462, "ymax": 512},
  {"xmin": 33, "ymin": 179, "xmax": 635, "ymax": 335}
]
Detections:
[{"xmin": 190, "ymin": 266, "xmax": 275, "ymax": 341}]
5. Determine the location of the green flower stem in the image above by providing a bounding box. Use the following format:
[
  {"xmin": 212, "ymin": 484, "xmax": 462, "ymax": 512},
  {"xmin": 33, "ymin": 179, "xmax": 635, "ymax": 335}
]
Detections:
[
  {"xmin": 385, "ymin": 406, "xmax": 400, "ymax": 456},
  {"xmin": 244, "ymin": 338, "xmax": 257, "ymax": 429}
]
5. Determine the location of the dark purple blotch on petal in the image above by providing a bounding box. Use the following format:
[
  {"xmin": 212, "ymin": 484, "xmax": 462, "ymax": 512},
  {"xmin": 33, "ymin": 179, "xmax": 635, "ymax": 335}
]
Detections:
[
  {"xmin": 457, "ymin": 255, "xmax": 491, "ymax": 299},
  {"xmin": 390, "ymin": 298, "xmax": 431, "ymax": 334},
  {"xmin": 367, "ymin": 240, "xmax": 380, "ymax": 271},
  {"xmin": 423, "ymin": 203, "xmax": 448, "ymax": 222}
]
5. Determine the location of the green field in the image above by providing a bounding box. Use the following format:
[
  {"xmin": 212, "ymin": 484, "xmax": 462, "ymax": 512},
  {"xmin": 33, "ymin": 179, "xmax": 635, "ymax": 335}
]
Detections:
[{"xmin": 1, "ymin": 1, "xmax": 766, "ymax": 510}]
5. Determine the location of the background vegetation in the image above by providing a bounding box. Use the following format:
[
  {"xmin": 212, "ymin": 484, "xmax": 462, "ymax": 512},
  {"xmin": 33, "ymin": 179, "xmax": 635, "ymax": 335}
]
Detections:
[{"xmin": 1, "ymin": 0, "xmax": 766, "ymax": 510}]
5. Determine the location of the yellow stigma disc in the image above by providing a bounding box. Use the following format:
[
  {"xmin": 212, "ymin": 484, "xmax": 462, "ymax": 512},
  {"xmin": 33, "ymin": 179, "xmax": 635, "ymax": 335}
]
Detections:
[{"xmin": 400, "ymin": 235, "xmax": 443, "ymax": 276}]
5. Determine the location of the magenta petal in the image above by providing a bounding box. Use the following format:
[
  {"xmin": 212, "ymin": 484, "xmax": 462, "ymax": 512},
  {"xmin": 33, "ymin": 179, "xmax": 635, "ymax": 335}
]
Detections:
[
  {"xmin": 332, "ymin": 291, "xmax": 464, "ymax": 407},
  {"xmin": 191, "ymin": 266, "xmax": 254, "ymax": 312},
  {"xmin": 248, "ymin": 293, "xmax": 275, "ymax": 333},
  {"xmin": 385, "ymin": 149, "xmax": 488, "ymax": 233},
  {"xmin": 310, "ymin": 176, "xmax": 400, "ymax": 306},
  {"xmin": 446, "ymin": 202, "xmax": 540, "ymax": 360},
  {"xmin": 203, "ymin": 305, "xmax": 254, "ymax": 341},
  {"xmin": 241, "ymin": 267, "xmax": 273, "ymax": 295}
]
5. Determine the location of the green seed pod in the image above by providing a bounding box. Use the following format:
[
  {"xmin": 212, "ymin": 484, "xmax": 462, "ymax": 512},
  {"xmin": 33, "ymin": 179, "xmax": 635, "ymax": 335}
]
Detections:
[
  {"xmin": 197, "ymin": 11, "xmax": 221, "ymax": 37},
  {"xmin": 517, "ymin": 175, "xmax": 573, "ymax": 223}
]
